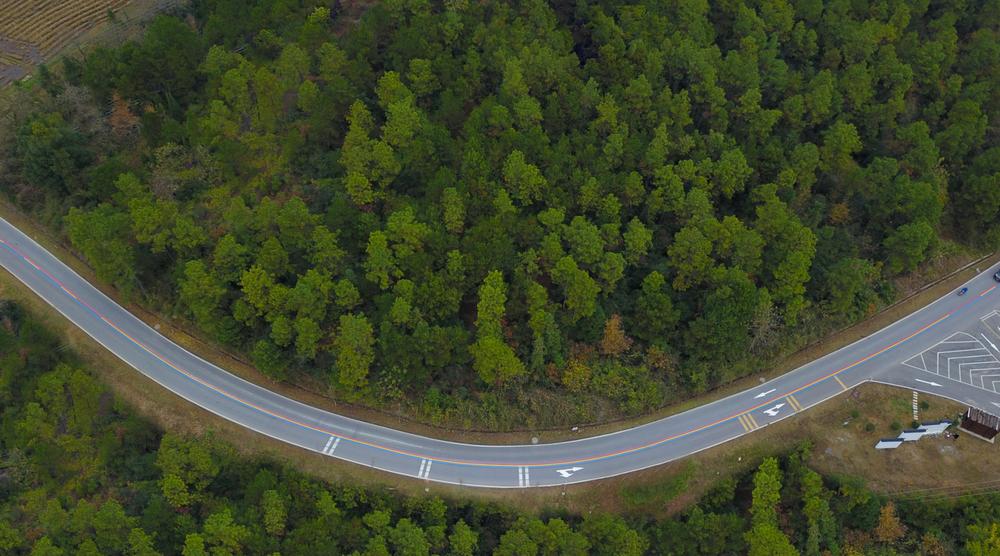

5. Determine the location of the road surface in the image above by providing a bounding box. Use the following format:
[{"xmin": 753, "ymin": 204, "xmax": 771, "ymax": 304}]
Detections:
[{"xmin": 1, "ymin": 216, "xmax": 998, "ymax": 488}]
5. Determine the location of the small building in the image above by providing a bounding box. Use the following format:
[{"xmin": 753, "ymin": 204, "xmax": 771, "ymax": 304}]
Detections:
[{"xmin": 959, "ymin": 408, "xmax": 1000, "ymax": 443}]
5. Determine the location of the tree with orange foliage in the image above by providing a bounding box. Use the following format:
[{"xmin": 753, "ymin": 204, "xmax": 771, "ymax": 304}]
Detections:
[
  {"xmin": 600, "ymin": 314, "xmax": 632, "ymax": 356},
  {"xmin": 875, "ymin": 501, "xmax": 905, "ymax": 543},
  {"xmin": 108, "ymin": 93, "xmax": 140, "ymax": 139}
]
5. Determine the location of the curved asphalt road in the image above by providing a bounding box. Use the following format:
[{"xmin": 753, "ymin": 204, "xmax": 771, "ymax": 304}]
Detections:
[{"xmin": 1, "ymin": 216, "xmax": 999, "ymax": 488}]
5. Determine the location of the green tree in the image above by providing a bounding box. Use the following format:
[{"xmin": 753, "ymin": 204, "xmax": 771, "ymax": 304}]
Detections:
[
  {"xmin": 179, "ymin": 261, "xmax": 227, "ymax": 336},
  {"xmin": 471, "ymin": 335, "xmax": 526, "ymax": 386},
  {"xmin": 15, "ymin": 112, "xmax": 92, "ymax": 193},
  {"xmin": 551, "ymin": 256, "xmax": 600, "ymax": 321},
  {"xmin": 257, "ymin": 237, "xmax": 291, "ymax": 277},
  {"xmin": 127, "ymin": 528, "xmax": 161, "ymax": 556},
  {"xmin": 155, "ymin": 434, "xmax": 220, "ymax": 507},
  {"xmin": 261, "ymin": 489, "xmax": 287, "ymax": 536},
  {"xmin": 407, "ymin": 58, "xmax": 439, "ymax": 99},
  {"xmin": 686, "ymin": 269, "xmax": 759, "ymax": 363},
  {"xmin": 884, "ymin": 221, "xmax": 935, "ymax": 274},
  {"xmin": 821, "ymin": 257, "xmax": 878, "ymax": 316},
  {"xmin": 668, "ymin": 225, "xmax": 714, "ymax": 291},
  {"xmin": 294, "ymin": 316, "xmax": 323, "ymax": 359},
  {"xmin": 181, "ymin": 535, "xmax": 208, "ymax": 556},
  {"xmin": 580, "ymin": 514, "xmax": 647, "ymax": 556},
  {"xmin": 745, "ymin": 523, "xmax": 799, "ymax": 556},
  {"xmin": 935, "ymin": 99, "xmax": 987, "ymax": 162},
  {"xmin": 750, "ymin": 457, "xmax": 782, "ymax": 527},
  {"xmin": 966, "ymin": 523, "xmax": 1000, "ymax": 556},
  {"xmin": 755, "ymin": 194, "xmax": 816, "ymax": 323},
  {"xmin": 623, "ymin": 218, "xmax": 653, "ymax": 264},
  {"xmin": 441, "ymin": 187, "xmax": 466, "ymax": 234},
  {"xmin": 448, "ymin": 520, "xmax": 478, "ymax": 556},
  {"xmin": 564, "ymin": 216, "xmax": 604, "ymax": 266},
  {"xmin": 202, "ymin": 509, "xmax": 249, "ymax": 556},
  {"xmin": 93, "ymin": 499, "xmax": 135, "ymax": 553},
  {"xmin": 334, "ymin": 314, "xmax": 375, "ymax": 392},
  {"xmin": 29, "ymin": 537, "xmax": 63, "ymax": 556},
  {"xmin": 365, "ymin": 231, "xmax": 400, "ymax": 289},
  {"xmin": 309, "ymin": 226, "xmax": 345, "ymax": 275},
  {"xmin": 471, "ymin": 271, "xmax": 525, "ymax": 385},
  {"xmin": 65, "ymin": 205, "xmax": 137, "ymax": 292},
  {"xmin": 388, "ymin": 518, "xmax": 431, "ymax": 556},
  {"xmin": 212, "ymin": 234, "xmax": 249, "ymax": 283},
  {"xmin": 252, "ymin": 339, "xmax": 288, "ymax": 380},
  {"xmin": 633, "ymin": 271, "xmax": 679, "ymax": 344},
  {"xmin": 0, "ymin": 519, "xmax": 22, "ymax": 553},
  {"xmin": 502, "ymin": 150, "xmax": 547, "ymax": 205},
  {"xmin": 474, "ymin": 270, "xmax": 507, "ymax": 338}
]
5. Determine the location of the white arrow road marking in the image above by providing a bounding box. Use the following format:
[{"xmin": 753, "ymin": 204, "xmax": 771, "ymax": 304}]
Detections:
[
  {"xmin": 557, "ymin": 467, "xmax": 583, "ymax": 478},
  {"xmin": 762, "ymin": 403, "xmax": 785, "ymax": 417},
  {"xmin": 982, "ymin": 333, "xmax": 999, "ymax": 352},
  {"xmin": 914, "ymin": 378, "xmax": 942, "ymax": 387},
  {"xmin": 754, "ymin": 388, "xmax": 776, "ymax": 399}
]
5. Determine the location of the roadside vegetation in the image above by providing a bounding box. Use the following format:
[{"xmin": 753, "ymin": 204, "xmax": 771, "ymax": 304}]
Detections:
[
  {"xmin": 2, "ymin": 299, "xmax": 1000, "ymax": 555},
  {"xmin": 1, "ymin": 0, "xmax": 999, "ymax": 430}
]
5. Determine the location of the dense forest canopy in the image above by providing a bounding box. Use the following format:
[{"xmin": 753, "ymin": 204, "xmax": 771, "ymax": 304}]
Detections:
[
  {"xmin": 2, "ymin": 0, "xmax": 1000, "ymax": 427},
  {"xmin": 2, "ymin": 300, "xmax": 1000, "ymax": 555}
]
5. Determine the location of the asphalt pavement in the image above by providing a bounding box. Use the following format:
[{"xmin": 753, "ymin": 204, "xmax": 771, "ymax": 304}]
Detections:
[{"xmin": 1, "ymin": 216, "xmax": 998, "ymax": 488}]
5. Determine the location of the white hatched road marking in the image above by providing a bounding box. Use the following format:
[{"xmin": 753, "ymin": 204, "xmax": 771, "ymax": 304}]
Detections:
[
  {"xmin": 902, "ymin": 353, "xmax": 927, "ymax": 371},
  {"xmin": 902, "ymin": 331, "xmax": 1000, "ymax": 393},
  {"xmin": 982, "ymin": 333, "xmax": 999, "ymax": 352}
]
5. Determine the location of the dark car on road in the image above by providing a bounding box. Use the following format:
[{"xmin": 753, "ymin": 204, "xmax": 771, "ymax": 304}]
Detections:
[{"xmin": 994, "ymin": 270, "xmax": 1000, "ymax": 282}]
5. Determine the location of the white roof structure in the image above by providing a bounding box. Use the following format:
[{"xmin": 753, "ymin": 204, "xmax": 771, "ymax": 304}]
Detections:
[
  {"xmin": 875, "ymin": 421, "xmax": 951, "ymax": 448},
  {"xmin": 875, "ymin": 439, "xmax": 904, "ymax": 450}
]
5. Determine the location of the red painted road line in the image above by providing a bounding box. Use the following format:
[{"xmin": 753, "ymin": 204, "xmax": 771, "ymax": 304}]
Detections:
[{"xmin": 1, "ymin": 236, "xmax": 992, "ymax": 468}]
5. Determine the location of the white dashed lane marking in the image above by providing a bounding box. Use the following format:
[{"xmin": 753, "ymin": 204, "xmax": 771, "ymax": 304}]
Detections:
[
  {"xmin": 321, "ymin": 436, "xmax": 340, "ymax": 455},
  {"xmin": 417, "ymin": 459, "xmax": 433, "ymax": 479}
]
